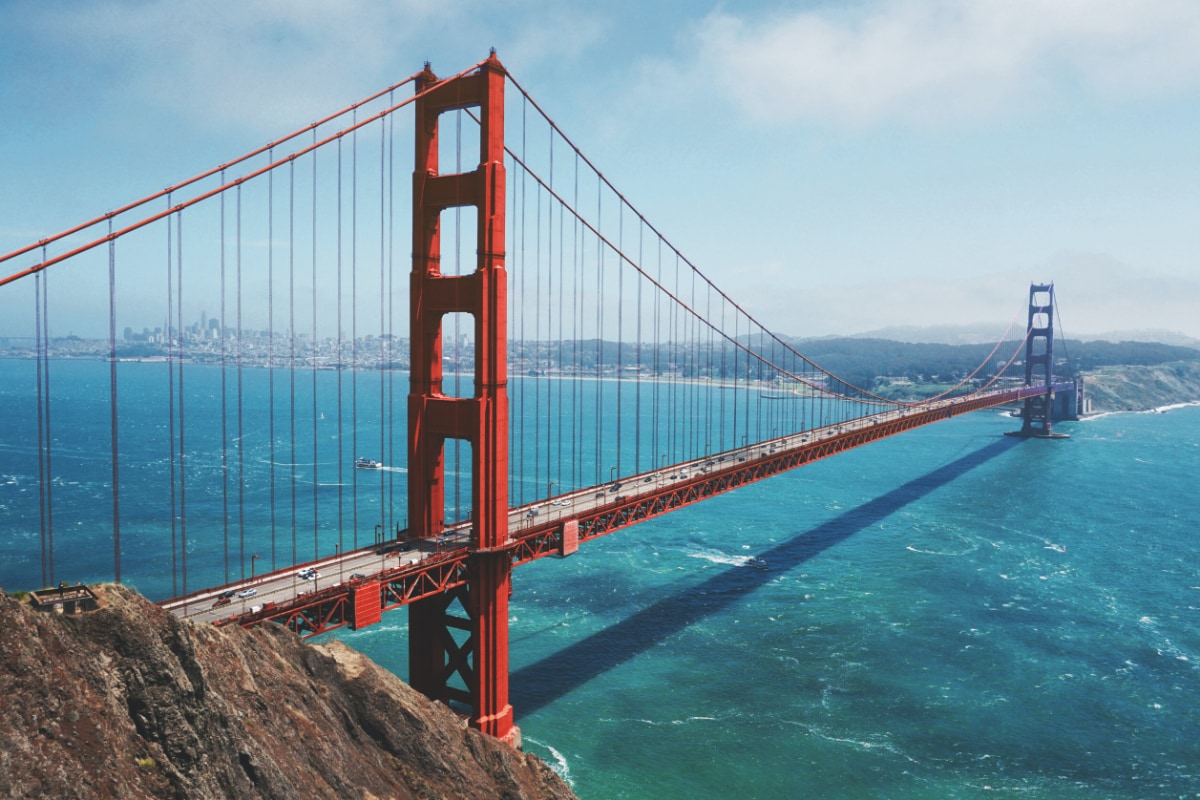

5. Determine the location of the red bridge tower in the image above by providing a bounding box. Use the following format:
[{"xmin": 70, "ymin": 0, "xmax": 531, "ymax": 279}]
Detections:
[{"xmin": 407, "ymin": 53, "xmax": 516, "ymax": 744}]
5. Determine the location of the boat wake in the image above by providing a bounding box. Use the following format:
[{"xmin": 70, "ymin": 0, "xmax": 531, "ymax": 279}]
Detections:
[{"xmin": 687, "ymin": 547, "xmax": 767, "ymax": 569}]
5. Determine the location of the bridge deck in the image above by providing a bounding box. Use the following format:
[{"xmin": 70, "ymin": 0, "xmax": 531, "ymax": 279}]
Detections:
[{"xmin": 160, "ymin": 382, "xmax": 1067, "ymax": 637}]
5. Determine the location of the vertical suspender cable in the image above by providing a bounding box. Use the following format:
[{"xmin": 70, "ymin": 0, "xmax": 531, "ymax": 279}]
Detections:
[
  {"xmin": 177, "ymin": 212, "xmax": 187, "ymax": 593},
  {"xmin": 537, "ymin": 177, "xmax": 547, "ymax": 496},
  {"xmin": 508, "ymin": 150, "xmax": 518, "ymax": 502},
  {"xmin": 236, "ymin": 185, "xmax": 246, "ymax": 579},
  {"xmin": 219, "ymin": 174, "xmax": 229, "ymax": 583},
  {"xmin": 717, "ymin": 293, "xmax": 725, "ymax": 450},
  {"xmin": 518, "ymin": 97, "xmax": 528, "ymax": 507},
  {"xmin": 576, "ymin": 152, "xmax": 585, "ymax": 491},
  {"xmin": 378, "ymin": 111, "xmax": 387, "ymax": 536},
  {"xmin": 557, "ymin": 192, "xmax": 565, "ymax": 493},
  {"xmin": 732, "ymin": 305, "xmax": 740, "ymax": 453},
  {"xmin": 615, "ymin": 205, "xmax": 623, "ymax": 476},
  {"xmin": 594, "ymin": 176, "xmax": 602, "ymax": 486},
  {"xmin": 539, "ymin": 142, "xmax": 547, "ymax": 499},
  {"xmin": 337, "ymin": 138, "xmax": 345, "ymax": 552},
  {"xmin": 635, "ymin": 221, "xmax": 643, "ymax": 473},
  {"xmin": 547, "ymin": 134, "xmax": 556, "ymax": 497},
  {"xmin": 108, "ymin": 222, "xmax": 121, "ymax": 583},
  {"xmin": 703, "ymin": 278, "xmax": 711, "ymax": 455},
  {"xmin": 351, "ymin": 114, "xmax": 359, "ymax": 547},
  {"xmin": 268, "ymin": 152, "xmax": 278, "ymax": 571},
  {"xmin": 653, "ymin": 238, "xmax": 661, "ymax": 471},
  {"xmin": 43, "ymin": 267, "xmax": 54, "ymax": 586},
  {"xmin": 289, "ymin": 160, "xmax": 298, "ymax": 564},
  {"xmin": 386, "ymin": 97, "xmax": 396, "ymax": 540},
  {"xmin": 166, "ymin": 199, "xmax": 178, "ymax": 597},
  {"xmin": 689, "ymin": 267, "xmax": 697, "ymax": 457},
  {"xmin": 667, "ymin": 253, "xmax": 677, "ymax": 464},
  {"xmin": 312, "ymin": 130, "xmax": 320, "ymax": 558},
  {"xmin": 35, "ymin": 269, "xmax": 48, "ymax": 587}
]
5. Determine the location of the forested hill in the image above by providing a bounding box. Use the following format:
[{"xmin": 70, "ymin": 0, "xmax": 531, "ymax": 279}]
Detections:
[{"xmin": 782, "ymin": 337, "xmax": 1200, "ymax": 392}]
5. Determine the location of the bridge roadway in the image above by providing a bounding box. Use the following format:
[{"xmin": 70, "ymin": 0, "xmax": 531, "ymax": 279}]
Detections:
[{"xmin": 160, "ymin": 382, "xmax": 1066, "ymax": 635}]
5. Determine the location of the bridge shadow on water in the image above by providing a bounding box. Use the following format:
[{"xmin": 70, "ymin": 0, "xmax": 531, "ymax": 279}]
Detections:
[{"xmin": 510, "ymin": 435, "xmax": 1020, "ymax": 715}]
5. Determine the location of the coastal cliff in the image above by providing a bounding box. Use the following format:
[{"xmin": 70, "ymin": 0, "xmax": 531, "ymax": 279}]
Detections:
[
  {"xmin": 0, "ymin": 584, "xmax": 578, "ymax": 800},
  {"xmin": 1081, "ymin": 361, "xmax": 1200, "ymax": 413}
]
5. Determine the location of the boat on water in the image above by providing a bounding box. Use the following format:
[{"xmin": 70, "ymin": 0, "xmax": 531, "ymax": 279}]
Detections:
[{"xmin": 355, "ymin": 457, "xmax": 382, "ymax": 469}]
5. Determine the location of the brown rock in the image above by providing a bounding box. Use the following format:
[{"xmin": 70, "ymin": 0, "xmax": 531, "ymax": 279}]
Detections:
[{"xmin": 0, "ymin": 585, "xmax": 578, "ymax": 800}]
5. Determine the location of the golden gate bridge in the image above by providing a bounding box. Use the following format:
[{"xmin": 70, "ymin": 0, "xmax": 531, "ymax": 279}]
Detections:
[{"xmin": 0, "ymin": 52, "xmax": 1077, "ymax": 745}]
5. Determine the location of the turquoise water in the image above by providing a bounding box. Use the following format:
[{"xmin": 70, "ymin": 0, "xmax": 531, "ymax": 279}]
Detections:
[
  {"xmin": 3, "ymin": 358, "xmax": 1199, "ymax": 798},
  {"xmin": 346, "ymin": 404, "xmax": 1200, "ymax": 799}
]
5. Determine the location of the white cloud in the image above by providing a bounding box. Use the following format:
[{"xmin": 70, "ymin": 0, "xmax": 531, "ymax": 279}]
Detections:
[
  {"xmin": 28, "ymin": 0, "xmax": 470, "ymax": 136},
  {"xmin": 687, "ymin": 0, "xmax": 1200, "ymax": 126},
  {"xmin": 20, "ymin": 0, "xmax": 612, "ymax": 140}
]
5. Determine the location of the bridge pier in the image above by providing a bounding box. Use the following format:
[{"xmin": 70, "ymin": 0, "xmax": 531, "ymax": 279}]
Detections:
[{"xmin": 407, "ymin": 52, "xmax": 518, "ymax": 744}]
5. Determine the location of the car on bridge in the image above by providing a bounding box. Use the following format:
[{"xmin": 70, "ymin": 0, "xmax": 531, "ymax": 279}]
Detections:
[
  {"xmin": 237, "ymin": 588, "xmax": 257, "ymax": 598},
  {"xmin": 212, "ymin": 596, "xmax": 231, "ymax": 608},
  {"xmin": 297, "ymin": 567, "xmax": 320, "ymax": 580}
]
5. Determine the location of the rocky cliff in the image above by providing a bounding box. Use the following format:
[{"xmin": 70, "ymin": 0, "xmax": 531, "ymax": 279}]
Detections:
[{"xmin": 0, "ymin": 584, "xmax": 578, "ymax": 800}]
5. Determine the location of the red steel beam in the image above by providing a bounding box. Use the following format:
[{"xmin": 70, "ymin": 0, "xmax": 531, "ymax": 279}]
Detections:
[{"xmin": 218, "ymin": 384, "xmax": 1069, "ymax": 638}]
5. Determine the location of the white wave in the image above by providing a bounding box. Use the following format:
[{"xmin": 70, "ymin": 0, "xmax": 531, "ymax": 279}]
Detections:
[
  {"xmin": 1078, "ymin": 410, "xmax": 1122, "ymax": 421},
  {"xmin": 524, "ymin": 736, "xmax": 573, "ymax": 788},
  {"xmin": 1148, "ymin": 401, "xmax": 1200, "ymax": 414}
]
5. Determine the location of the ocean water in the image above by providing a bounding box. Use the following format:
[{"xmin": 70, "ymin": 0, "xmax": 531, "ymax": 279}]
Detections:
[
  {"xmin": 2, "ymin": 358, "xmax": 1199, "ymax": 798},
  {"xmin": 344, "ymin": 406, "xmax": 1200, "ymax": 799}
]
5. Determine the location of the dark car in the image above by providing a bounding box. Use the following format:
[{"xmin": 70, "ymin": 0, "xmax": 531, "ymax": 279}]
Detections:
[
  {"xmin": 349, "ymin": 573, "xmax": 367, "ymax": 581},
  {"xmin": 218, "ymin": 589, "xmax": 236, "ymax": 599}
]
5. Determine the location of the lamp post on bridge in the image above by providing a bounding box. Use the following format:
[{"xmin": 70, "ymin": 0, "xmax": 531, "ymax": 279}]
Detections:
[
  {"xmin": 251, "ymin": 553, "xmax": 259, "ymax": 579},
  {"xmin": 609, "ymin": 465, "xmax": 617, "ymax": 484}
]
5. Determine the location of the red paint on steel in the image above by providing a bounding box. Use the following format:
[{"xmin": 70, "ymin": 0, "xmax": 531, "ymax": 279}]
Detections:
[
  {"xmin": 561, "ymin": 520, "xmax": 579, "ymax": 556},
  {"xmin": 406, "ymin": 53, "xmax": 514, "ymax": 741},
  {"xmin": 351, "ymin": 581, "xmax": 383, "ymax": 630}
]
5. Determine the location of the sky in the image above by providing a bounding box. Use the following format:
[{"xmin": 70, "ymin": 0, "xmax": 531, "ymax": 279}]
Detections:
[{"xmin": 2, "ymin": 0, "xmax": 1198, "ymax": 342}]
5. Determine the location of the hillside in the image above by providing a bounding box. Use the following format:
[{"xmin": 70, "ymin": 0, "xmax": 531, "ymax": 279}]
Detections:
[
  {"xmin": 1080, "ymin": 361, "xmax": 1200, "ymax": 413},
  {"xmin": 0, "ymin": 584, "xmax": 577, "ymax": 800}
]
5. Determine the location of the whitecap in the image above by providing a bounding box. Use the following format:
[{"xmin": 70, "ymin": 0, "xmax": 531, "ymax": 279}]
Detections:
[{"xmin": 524, "ymin": 737, "xmax": 574, "ymax": 788}]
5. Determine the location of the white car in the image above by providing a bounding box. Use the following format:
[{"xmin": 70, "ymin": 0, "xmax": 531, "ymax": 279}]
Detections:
[
  {"xmin": 237, "ymin": 588, "xmax": 257, "ymax": 598},
  {"xmin": 297, "ymin": 568, "xmax": 320, "ymax": 580}
]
